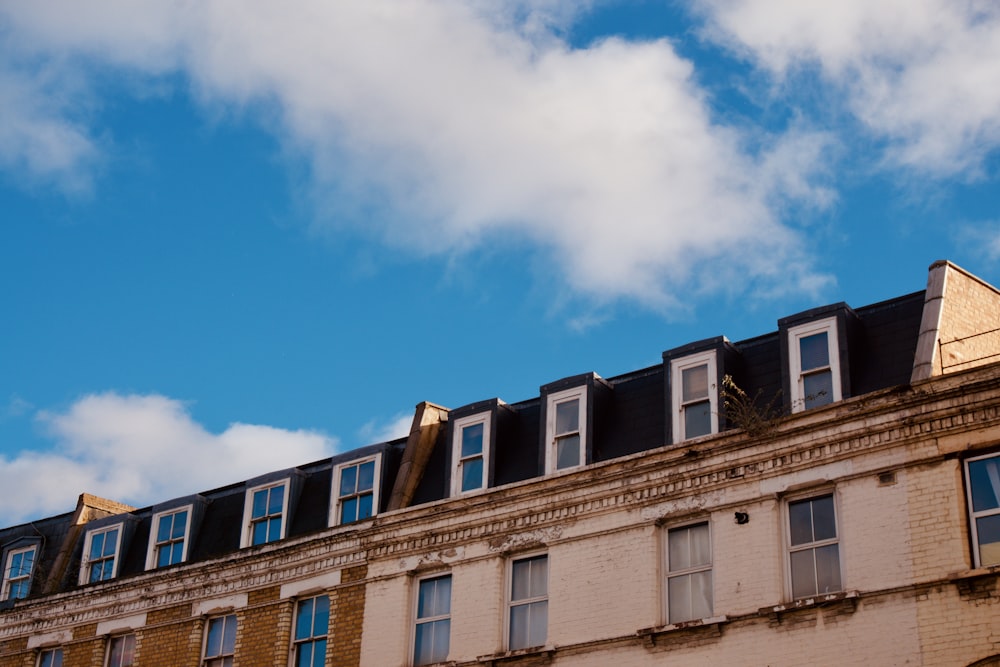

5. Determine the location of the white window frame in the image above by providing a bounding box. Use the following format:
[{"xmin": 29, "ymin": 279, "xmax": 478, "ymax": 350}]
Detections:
[
  {"xmin": 965, "ymin": 451, "xmax": 1000, "ymax": 568},
  {"xmin": 544, "ymin": 386, "xmax": 587, "ymax": 474},
  {"xmin": 412, "ymin": 573, "xmax": 452, "ymax": 666},
  {"xmin": 788, "ymin": 318, "xmax": 841, "ymax": 413},
  {"xmin": 201, "ymin": 614, "xmax": 237, "ymax": 667},
  {"xmin": 670, "ymin": 351, "xmax": 719, "ymax": 443},
  {"xmin": 784, "ymin": 491, "xmax": 843, "ymax": 600},
  {"xmin": 145, "ymin": 505, "xmax": 194, "ymax": 570},
  {"xmin": 105, "ymin": 634, "xmax": 136, "ymax": 667},
  {"xmin": 291, "ymin": 594, "xmax": 330, "ymax": 667},
  {"xmin": 37, "ymin": 648, "xmax": 63, "ymax": 667},
  {"xmin": 451, "ymin": 413, "xmax": 491, "ymax": 496},
  {"xmin": 2, "ymin": 544, "xmax": 37, "ymax": 601},
  {"xmin": 505, "ymin": 552, "xmax": 548, "ymax": 651},
  {"xmin": 330, "ymin": 454, "xmax": 382, "ymax": 527},
  {"xmin": 664, "ymin": 521, "xmax": 713, "ymax": 625},
  {"xmin": 240, "ymin": 480, "xmax": 290, "ymax": 548},
  {"xmin": 79, "ymin": 524, "xmax": 125, "ymax": 585}
]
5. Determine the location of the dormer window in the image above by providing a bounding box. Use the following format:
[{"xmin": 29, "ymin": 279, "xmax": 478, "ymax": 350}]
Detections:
[
  {"xmin": 332, "ymin": 455, "xmax": 381, "ymax": 526},
  {"xmin": 241, "ymin": 481, "xmax": 289, "ymax": 547},
  {"xmin": 451, "ymin": 413, "xmax": 491, "ymax": 495},
  {"xmin": 545, "ymin": 386, "xmax": 586, "ymax": 473},
  {"xmin": 670, "ymin": 351, "xmax": 718, "ymax": 442},
  {"xmin": 1, "ymin": 544, "xmax": 37, "ymax": 601},
  {"xmin": 788, "ymin": 318, "xmax": 841, "ymax": 412},
  {"xmin": 81, "ymin": 524, "xmax": 124, "ymax": 584},
  {"xmin": 146, "ymin": 506, "xmax": 192, "ymax": 569}
]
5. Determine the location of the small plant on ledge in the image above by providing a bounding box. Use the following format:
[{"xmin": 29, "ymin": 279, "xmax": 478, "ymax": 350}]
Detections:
[{"xmin": 721, "ymin": 375, "xmax": 784, "ymax": 438}]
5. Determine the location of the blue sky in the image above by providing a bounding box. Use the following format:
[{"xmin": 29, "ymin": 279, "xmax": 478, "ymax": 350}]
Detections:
[{"xmin": 1, "ymin": 1, "xmax": 999, "ymax": 525}]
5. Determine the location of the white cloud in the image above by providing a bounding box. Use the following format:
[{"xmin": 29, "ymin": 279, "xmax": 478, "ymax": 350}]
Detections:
[
  {"xmin": 358, "ymin": 411, "xmax": 414, "ymax": 445},
  {"xmin": 0, "ymin": 392, "xmax": 336, "ymax": 526},
  {"xmin": 696, "ymin": 0, "xmax": 1000, "ymax": 176},
  {"xmin": 0, "ymin": 1, "xmax": 832, "ymax": 307}
]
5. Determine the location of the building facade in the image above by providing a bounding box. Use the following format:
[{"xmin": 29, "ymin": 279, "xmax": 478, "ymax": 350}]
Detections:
[{"xmin": 2, "ymin": 259, "xmax": 1000, "ymax": 666}]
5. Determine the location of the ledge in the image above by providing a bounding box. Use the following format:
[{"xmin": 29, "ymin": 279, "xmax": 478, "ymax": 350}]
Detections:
[
  {"xmin": 636, "ymin": 616, "xmax": 728, "ymax": 647},
  {"xmin": 477, "ymin": 646, "xmax": 555, "ymax": 665},
  {"xmin": 762, "ymin": 590, "xmax": 859, "ymax": 619},
  {"xmin": 949, "ymin": 565, "xmax": 999, "ymax": 599}
]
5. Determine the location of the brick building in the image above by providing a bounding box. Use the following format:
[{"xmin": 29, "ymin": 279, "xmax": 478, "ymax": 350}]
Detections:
[{"xmin": 2, "ymin": 259, "xmax": 1000, "ymax": 666}]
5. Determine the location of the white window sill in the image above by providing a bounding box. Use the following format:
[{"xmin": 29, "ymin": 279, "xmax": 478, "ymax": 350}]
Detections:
[
  {"xmin": 763, "ymin": 590, "xmax": 859, "ymax": 618},
  {"xmin": 477, "ymin": 646, "xmax": 555, "ymax": 665},
  {"xmin": 636, "ymin": 616, "xmax": 728, "ymax": 646}
]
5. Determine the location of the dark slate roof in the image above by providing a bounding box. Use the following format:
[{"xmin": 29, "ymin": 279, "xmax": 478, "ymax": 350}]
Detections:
[{"xmin": 0, "ymin": 289, "xmax": 926, "ymax": 604}]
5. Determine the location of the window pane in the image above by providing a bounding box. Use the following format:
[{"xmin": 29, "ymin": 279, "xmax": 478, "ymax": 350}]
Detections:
[
  {"xmin": 267, "ymin": 486, "xmax": 284, "ymax": 515},
  {"xmin": 799, "ymin": 332, "xmax": 830, "ymax": 371},
  {"xmin": 556, "ymin": 434, "xmax": 580, "ymax": 469},
  {"xmin": 790, "ymin": 549, "xmax": 816, "ymax": 598},
  {"xmin": 296, "ymin": 597, "xmax": 315, "ymax": 640},
  {"xmin": 221, "ymin": 615, "xmax": 237, "ymax": 653},
  {"xmin": 461, "ymin": 457, "xmax": 483, "ymax": 491},
  {"xmin": 511, "ymin": 560, "xmax": 530, "ymax": 601},
  {"xmin": 555, "ymin": 399, "xmax": 579, "ymax": 435},
  {"xmin": 667, "ymin": 573, "xmax": 691, "ymax": 623},
  {"xmin": 684, "ymin": 400, "xmax": 712, "ymax": 439},
  {"xmin": 267, "ymin": 517, "xmax": 282, "ymax": 542},
  {"xmin": 314, "ymin": 595, "xmax": 330, "ymax": 635},
  {"xmin": 157, "ymin": 546, "xmax": 171, "ymax": 568},
  {"xmin": 157, "ymin": 515, "xmax": 173, "ymax": 542},
  {"xmin": 206, "ymin": 618, "xmax": 223, "ymax": 656},
  {"xmin": 172, "ymin": 511, "xmax": 188, "ymax": 539},
  {"xmin": 812, "ymin": 495, "xmax": 837, "ymax": 541},
  {"xmin": 509, "ymin": 600, "xmax": 547, "ymax": 650},
  {"xmin": 682, "ymin": 364, "xmax": 709, "ymax": 402},
  {"xmin": 252, "ymin": 489, "xmax": 268, "ymax": 518},
  {"xmin": 969, "ymin": 458, "xmax": 1000, "ymax": 512},
  {"xmin": 311, "ymin": 639, "xmax": 327, "ymax": 667},
  {"xmin": 414, "ymin": 619, "xmax": 450, "ymax": 665},
  {"xmin": 340, "ymin": 466, "xmax": 357, "ymax": 497},
  {"xmin": 357, "ymin": 493, "xmax": 373, "ymax": 521},
  {"xmin": 461, "ymin": 423, "xmax": 484, "ymax": 458},
  {"xmin": 815, "ymin": 544, "xmax": 841, "ymax": 594},
  {"xmin": 977, "ymin": 514, "xmax": 1000, "ymax": 566},
  {"xmin": 341, "ymin": 497, "xmax": 358, "ymax": 524},
  {"xmin": 170, "ymin": 541, "xmax": 183, "ymax": 565},
  {"xmin": 803, "ymin": 370, "xmax": 834, "ymax": 409},
  {"xmin": 252, "ymin": 520, "xmax": 268, "ymax": 546},
  {"xmin": 357, "ymin": 460, "xmax": 375, "ymax": 492},
  {"xmin": 295, "ymin": 643, "xmax": 313, "ymax": 667},
  {"xmin": 90, "ymin": 532, "xmax": 105, "ymax": 560},
  {"xmin": 669, "ymin": 524, "xmax": 710, "ymax": 571},
  {"xmin": 418, "ymin": 577, "xmax": 451, "ymax": 618},
  {"xmin": 788, "ymin": 499, "xmax": 814, "ymax": 546},
  {"xmin": 103, "ymin": 529, "xmax": 118, "ymax": 557}
]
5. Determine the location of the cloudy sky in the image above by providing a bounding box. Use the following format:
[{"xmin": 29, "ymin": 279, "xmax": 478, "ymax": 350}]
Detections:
[{"xmin": 2, "ymin": 0, "xmax": 999, "ymax": 525}]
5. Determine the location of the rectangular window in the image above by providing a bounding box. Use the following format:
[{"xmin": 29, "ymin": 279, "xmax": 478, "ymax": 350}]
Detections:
[
  {"xmin": 333, "ymin": 456, "xmax": 380, "ymax": 525},
  {"xmin": 148, "ymin": 507, "xmax": 191, "ymax": 569},
  {"xmin": 545, "ymin": 387, "xmax": 586, "ymax": 473},
  {"xmin": 414, "ymin": 575, "xmax": 451, "ymax": 665},
  {"xmin": 246, "ymin": 482, "xmax": 286, "ymax": 546},
  {"xmin": 508, "ymin": 555, "xmax": 548, "ymax": 651},
  {"xmin": 106, "ymin": 634, "xmax": 136, "ymax": 667},
  {"xmin": 966, "ymin": 452, "xmax": 1000, "ymax": 567},
  {"xmin": 788, "ymin": 319, "xmax": 841, "ymax": 412},
  {"xmin": 666, "ymin": 523, "xmax": 713, "ymax": 624},
  {"xmin": 202, "ymin": 614, "xmax": 237, "ymax": 667},
  {"xmin": 83, "ymin": 525, "xmax": 122, "ymax": 584},
  {"xmin": 451, "ymin": 415, "xmax": 490, "ymax": 495},
  {"xmin": 38, "ymin": 648, "xmax": 62, "ymax": 667},
  {"xmin": 787, "ymin": 494, "xmax": 842, "ymax": 598},
  {"xmin": 670, "ymin": 352, "xmax": 719, "ymax": 442},
  {"xmin": 2, "ymin": 545, "xmax": 36, "ymax": 601},
  {"xmin": 293, "ymin": 595, "xmax": 329, "ymax": 667}
]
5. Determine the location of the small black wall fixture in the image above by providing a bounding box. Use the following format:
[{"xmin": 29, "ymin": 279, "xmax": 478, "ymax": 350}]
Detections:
[{"xmin": 734, "ymin": 511, "xmax": 749, "ymax": 525}]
